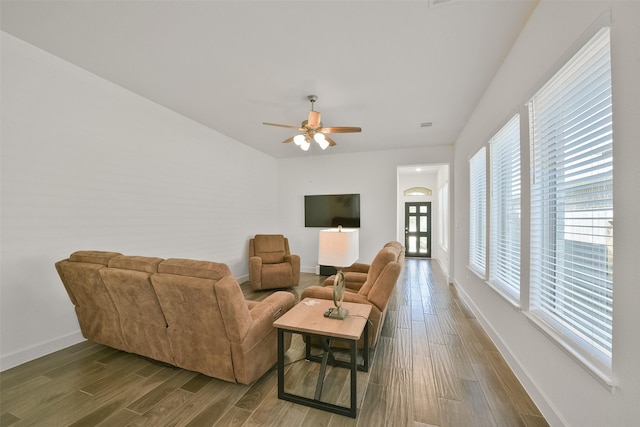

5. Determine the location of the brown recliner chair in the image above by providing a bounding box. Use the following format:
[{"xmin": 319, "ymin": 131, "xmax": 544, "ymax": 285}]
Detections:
[
  {"xmin": 249, "ymin": 234, "xmax": 300, "ymax": 290},
  {"xmin": 301, "ymin": 241, "xmax": 405, "ymax": 348}
]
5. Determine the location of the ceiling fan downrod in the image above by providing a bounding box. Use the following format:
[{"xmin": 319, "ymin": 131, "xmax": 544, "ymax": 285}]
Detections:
[{"xmin": 308, "ymin": 94, "xmax": 317, "ymax": 111}]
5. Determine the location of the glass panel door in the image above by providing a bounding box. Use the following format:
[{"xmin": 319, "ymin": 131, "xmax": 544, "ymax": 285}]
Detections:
[{"xmin": 405, "ymin": 202, "xmax": 431, "ymax": 257}]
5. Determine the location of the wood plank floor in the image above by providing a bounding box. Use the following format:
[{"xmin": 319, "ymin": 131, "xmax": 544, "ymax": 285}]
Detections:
[{"xmin": 0, "ymin": 259, "xmax": 549, "ymax": 426}]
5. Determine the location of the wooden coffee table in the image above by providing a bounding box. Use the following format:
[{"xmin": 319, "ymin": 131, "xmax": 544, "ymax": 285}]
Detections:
[{"xmin": 273, "ymin": 298, "xmax": 372, "ymax": 418}]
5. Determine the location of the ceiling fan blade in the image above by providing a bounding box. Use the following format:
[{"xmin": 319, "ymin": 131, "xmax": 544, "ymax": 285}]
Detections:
[
  {"xmin": 307, "ymin": 110, "xmax": 321, "ymax": 129},
  {"xmin": 282, "ymin": 136, "xmax": 295, "ymax": 144},
  {"xmin": 324, "ymin": 135, "xmax": 337, "ymax": 146},
  {"xmin": 318, "ymin": 126, "xmax": 362, "ymax": 134},
  {"xmin": 263, "ymin": 122, "xmax": 302, "ymax": 130}
]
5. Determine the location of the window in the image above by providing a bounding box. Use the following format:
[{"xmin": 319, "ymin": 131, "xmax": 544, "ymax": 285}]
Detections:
[
  {"xmin": 489, "ymin": 115, "xmax": 521, "ymax": 300},
  {"xmin": 404, "ymin": 187, "xmax": 432, "ymax": 196},
  {"xmin": 528, "ymin": 28, "xmax": 613, "ymax": 370},
  {"xmin": 469, "ymin": 147, "xmax": 487, "ymax": 276}
]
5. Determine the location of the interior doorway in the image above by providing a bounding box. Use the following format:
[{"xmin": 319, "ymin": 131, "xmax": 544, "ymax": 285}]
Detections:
[{"xmin": 404, "ymin": 202, "xmax": 431, "ymax": 258}]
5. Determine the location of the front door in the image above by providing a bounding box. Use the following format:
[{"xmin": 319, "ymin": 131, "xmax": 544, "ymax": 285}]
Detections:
[{"xmin": 404, "ymin": 202, "xmax": 431, "ymax": 258}]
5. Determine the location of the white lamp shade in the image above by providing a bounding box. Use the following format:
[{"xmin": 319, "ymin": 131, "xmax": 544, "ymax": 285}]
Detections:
[
  {"xmin": 318, "ymin": 228, "xmax": 359, "ymax": 268},
  {"xmin": 294, "ymin": 134, "xmax": 305, "ymax": 146},
  {"xmin": 300, "ymin": 140, "xmax": 311, "ymax": 151}
]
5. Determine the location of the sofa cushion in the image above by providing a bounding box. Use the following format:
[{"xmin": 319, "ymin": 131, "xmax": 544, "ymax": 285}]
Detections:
[
  {"xmin": 108, "ymin": 255, "xmax": 163, "ymax": 273},
  {"xmin": 55, "ymin": 259, "xmax": 125, "ymax": 351},
  {"xmin": 69, "ymin": 250, "xmax": 122, "ymax": 266},
  {"xmin": 100, "ymin": 267, "xmax": 173, "ymax": 364},
  {"xmin": 158, "ymin": 258, "xmax": 231, "ymax": 279},
  {"xmin": 253, "ymin": 235, "xmax": 286, "ymax": 264}
]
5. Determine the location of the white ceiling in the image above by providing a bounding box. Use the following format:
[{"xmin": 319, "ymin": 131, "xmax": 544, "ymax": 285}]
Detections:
[{"xmin": 1, "ymin": 0, "xmax": 537, "ymax": 159}]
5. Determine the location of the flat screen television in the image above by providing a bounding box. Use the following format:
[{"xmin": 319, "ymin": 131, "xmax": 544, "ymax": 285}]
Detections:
[{"xmin": 304, "ymin": 194, "xmax": 360, "ymax": 228}]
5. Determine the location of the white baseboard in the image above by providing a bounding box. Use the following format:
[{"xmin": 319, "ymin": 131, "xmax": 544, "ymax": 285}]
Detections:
[
  {"xmin": 0, "ymin": 330, "xmax": 85, "ymax": 372},
  {"xmin": 234, "ymin": 274, "xmax": 249, "ymax": 284},
  {"xmin": 452, "ymin": 279, "xmax": 566, "ymax": 427}
]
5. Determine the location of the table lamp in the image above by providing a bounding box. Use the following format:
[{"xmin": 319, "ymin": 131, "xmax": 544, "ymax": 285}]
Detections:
[{"xmin": 318, "ymin": 226, "xmax": 359, "ymax": 319}]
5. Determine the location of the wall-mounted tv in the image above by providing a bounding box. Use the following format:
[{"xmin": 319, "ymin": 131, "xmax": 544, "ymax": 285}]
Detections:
[{"xmin": 304, "ymin": 194, "xmax": 360, "ymax": 228}]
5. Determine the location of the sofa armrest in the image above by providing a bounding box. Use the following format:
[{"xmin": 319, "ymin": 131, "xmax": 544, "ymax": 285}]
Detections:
[
  {"xmin": 248, "ymin": 256, "xmax": 263, "ymax": 288},
  {"xmin": 249, "ymin": 291, "xmax": 295, "ymax": 322},
  {"xmin": 243, "ymin": 291, "xmax": 295, "ymax": 346},
  {"xmin": 302, "ymin": 285, "xmax": 370, "ymax": 305}
]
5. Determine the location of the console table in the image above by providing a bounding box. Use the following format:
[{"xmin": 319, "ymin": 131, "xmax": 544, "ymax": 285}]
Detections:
[{"xmin": 273, "ymin": 298, "xmax": 371, "ymax": 418}]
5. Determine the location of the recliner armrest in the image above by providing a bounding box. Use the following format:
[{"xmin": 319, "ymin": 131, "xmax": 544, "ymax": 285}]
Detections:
[
  {"xmin": 248, "ymin": 256, "xmax": 263, "ymax": 289},
  {"xmin": 243, "ymin": 291, "xmax": 295, "ymax": 346},
  {"xmin": 343, "ymin": 262, "xmax": 370, "ymax": 274},
  {"xmin": 284, "ymin": 254, "xmax": 301, "ymax": 286},
  {"xmin": 322, "ymin": 271, "xmax": 367, "ymax": 292},
  {"xmin": 302, "ymin": 285, "xmax": 369, "ymax": 305}
]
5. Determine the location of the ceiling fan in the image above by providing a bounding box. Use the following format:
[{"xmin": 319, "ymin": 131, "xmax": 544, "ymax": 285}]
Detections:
[{"xmin": 262, "ymin": 95, "xmax": 361, "ymax": 151}]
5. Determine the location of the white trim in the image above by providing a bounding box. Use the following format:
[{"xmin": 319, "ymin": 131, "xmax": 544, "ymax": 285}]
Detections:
[
  {"xmin": 453, "ymin": 279, "xmax": 568, "ymax": 427},
  {"xmin": 523, "ymin": 311, "xmax": 618, "ymax": 392},
  {"xmin": 467, "ymin": 264, "xmax": 486, "ymax": 281},
  {"xmin": 485, "ymin": 279, "xmax": 521, "ymax": 310},
  {"xmin": 0, "ymin": 330, "xmax": 84, "ymax": 372}
]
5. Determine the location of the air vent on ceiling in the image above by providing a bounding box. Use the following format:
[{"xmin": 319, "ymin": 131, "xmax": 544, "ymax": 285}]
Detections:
[
  {"xmin": 429, "ymin": 0, "xmax": 453, "ymax": 8},
  {"xmin": 420, "ymin": 122, "xmax": 433, "ymax": 128}
]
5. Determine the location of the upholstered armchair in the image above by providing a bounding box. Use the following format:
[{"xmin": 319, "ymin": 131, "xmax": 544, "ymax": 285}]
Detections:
[
  {"xmin": 249, "ymin": 234, "xmax": 300, "ymax": 290},
  {"xmin": 301, "ymin": 241, "xmax": 405, "ymax": 348}
]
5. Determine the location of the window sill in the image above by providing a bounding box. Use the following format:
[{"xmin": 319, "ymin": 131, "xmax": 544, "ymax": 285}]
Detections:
[
  {"xmin": 466, "ymin": 265, "xmax": 486, "ymax": 281},
  {"xmin": 484, "ymin": 280, "xmax": 521, "ymax": 310},
  {"xmin": 523, "ymin": 311, "xmax": 618, "ymax": 393}
]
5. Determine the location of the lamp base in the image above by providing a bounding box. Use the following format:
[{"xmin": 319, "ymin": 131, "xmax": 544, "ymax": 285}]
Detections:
[{"xmin": 325, "ymin": 306, "xmax": 349, "ymax": 320}]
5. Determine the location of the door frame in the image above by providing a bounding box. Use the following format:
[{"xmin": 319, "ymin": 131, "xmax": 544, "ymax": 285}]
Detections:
[{"xmin": 404, "ymin": 201, "xmax": 432, "ymax": 258}]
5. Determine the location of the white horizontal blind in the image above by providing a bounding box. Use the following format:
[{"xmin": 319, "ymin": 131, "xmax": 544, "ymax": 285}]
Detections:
[
  {"xmin": 529, "ymin": 28, "xmax": 613, "ymax": 367},
  {"xmin": 489, "ymin": 115, "xmax": 521, "ymax": 298},
  {"xmin": 469, "ymin": 147, "xmax": 487, "ymax": 276}
]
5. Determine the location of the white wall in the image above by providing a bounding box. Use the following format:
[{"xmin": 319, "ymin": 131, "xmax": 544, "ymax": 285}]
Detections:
[
  {"xmin": 436, "ymin": 164, "xmax": 450, "ymax": 280},
  {"xmin": 452, "ymin": 1, "xmax": 640, "ymax": 426},
  {"xmin": 277, "ymin": 147, "xmax": 453, "ymax": 271},
  {"xmin": 0, "ymin": 33, "xmax": 279, "ymax": 370}
]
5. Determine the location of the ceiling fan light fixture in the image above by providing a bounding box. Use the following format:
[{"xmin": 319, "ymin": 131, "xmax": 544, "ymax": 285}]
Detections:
[
  {"xmin": 263, "ymin": 95, "xmax": 362, "ymax": 150},
  {"xmin": 315, "ymin": 133, "xmax": 330, "ymax": 150}
]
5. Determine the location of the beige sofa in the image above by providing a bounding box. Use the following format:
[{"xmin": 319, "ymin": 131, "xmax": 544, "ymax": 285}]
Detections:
[
  {"xmin": 55, "ymin": 250, "xmax": 295, "ymax": 384},
  {"xmin": 301, "ymin": 241, "xmax": 405, "ymax": 348}
]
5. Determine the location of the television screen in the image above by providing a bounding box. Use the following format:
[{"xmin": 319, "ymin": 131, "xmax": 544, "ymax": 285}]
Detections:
[{"xmin": 305, "ymin": 194, "xmax": 360, "ymax": 228}]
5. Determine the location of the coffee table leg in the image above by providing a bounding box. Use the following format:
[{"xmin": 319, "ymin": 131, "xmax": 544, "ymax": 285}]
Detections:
[
  {"xmin": 277, "ymin": 329, "xmax": 284, "ymax": 398},
  {"xmin": 350, "ymin": 339, "xmax": 357, "ymax": 417},
  {"xmin": 276, "ymin": 330, "xmax": 362, "ymax": 419},
  {"xmin": 363, "ymin": 319, "xmax": 369, "ymax": 371},
  {"xmin": 314, "ymin": 337, "xmax": 331, "ymax": 400}
]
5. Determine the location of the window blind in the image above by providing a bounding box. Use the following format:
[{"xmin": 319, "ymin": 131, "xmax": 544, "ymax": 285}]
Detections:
[
  {"xmin": 469, "ymin": 147, "xmax": 487, "ymax": 276},
  {"xmin": 529, "ymin": 28, "xmax": 613, "ymax": 367},
  {"xmin": 489, "ymin": 115, "xmax": 521, "ymax": 298}
]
